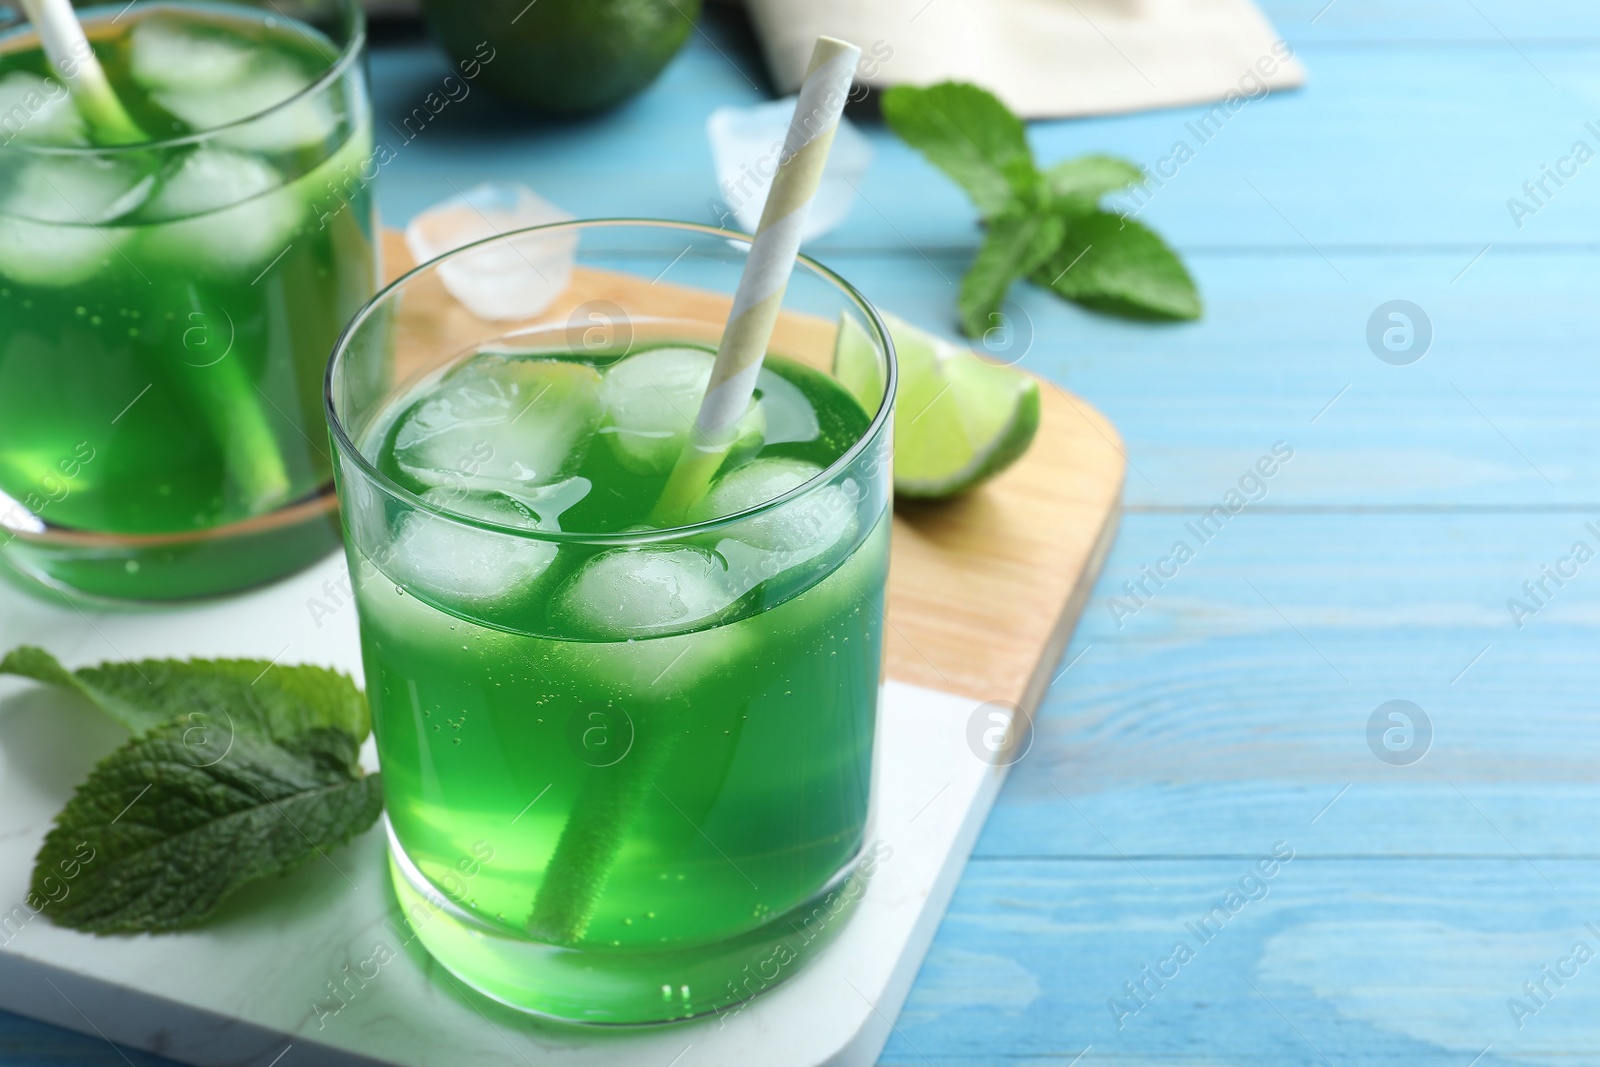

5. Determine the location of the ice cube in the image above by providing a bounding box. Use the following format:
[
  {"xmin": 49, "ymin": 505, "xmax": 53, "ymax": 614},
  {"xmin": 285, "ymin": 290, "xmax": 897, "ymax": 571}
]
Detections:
[
  {"xmin": 129, "ymin": 15, "xmax": 255, "ymax": 90},
  {"xmin": 404, "ymin": 182, "xmax": 576, "ymax": 321},
  {"xmin": 598, "ymin": 346, "xmax": 765, "ymax": 475},
  {"xmin": 136, "ymin": 148, "xmax": 300, "ymax": 277},
  {"xmin": 0, "ymin": 217, "xmax": 113, "ymax": 286},
  {"xmin": 693, "ymin": 458, "xmax": 858, "ymax": 570},
  {"xmin": 385, "ymin": 488, "xmax": 558, "ymax": 606},
  {"xmin": 707, "ymin": 98, "xmax": 873, "ymax": 240},
  {"xmin": 0, "ymin": 72, "xmax": 87, "ymax": 146},
  {"xmin": 152, "ymin": 54, "xmax": 337, "ymax": 152},
  {"xmin": 2, "ymin": 155, "xmax": 154, "ymax": 224},
  {"xmin": 554, "ymin": 545, "xmax": 737, "ymax": 640},
  {"xmin": 599, "ymin": 346, "xmax": 711, "ymax": 474},
  {"xmin": 393, "ymin": 354, "xmax": 603, "ymax": 495},
  {"xmin": 0, "ymin": 156, "xmax": 151, "ymax": 285}
]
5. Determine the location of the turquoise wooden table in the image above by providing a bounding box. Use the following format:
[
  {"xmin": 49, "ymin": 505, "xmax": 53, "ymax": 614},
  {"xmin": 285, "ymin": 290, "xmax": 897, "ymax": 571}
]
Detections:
[{"xmin": 6, "ymin": 2, "xmax": 1600, "ymax": 1062}]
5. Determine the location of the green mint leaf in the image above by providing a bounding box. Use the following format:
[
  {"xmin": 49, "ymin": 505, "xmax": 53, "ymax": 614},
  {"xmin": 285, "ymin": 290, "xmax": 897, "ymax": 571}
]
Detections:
[
  {"xmin": 1034, "ymin": 210, "xmax": 1202, "ymax": 320},
  {"xmin": 1, "ymin": 646, "xmax": 369, "ymax": 746},
  {"xmin": 882, "ymin": 81, "xmax": 1039, "ymax": 217},
  {"xmin": 1046, "ymin": 155, "xmax": 1145, "ymax": 210},
  {"xmin": 959, "ymin": 210, "xmax": 1066, "ymax": 339},
  {"xmin": 32, "ymin": 722, "xmax": 381, "ymax": 933}
]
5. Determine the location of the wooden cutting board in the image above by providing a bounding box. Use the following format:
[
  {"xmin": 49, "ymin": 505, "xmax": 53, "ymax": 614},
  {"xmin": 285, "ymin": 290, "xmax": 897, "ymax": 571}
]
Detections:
[{"xmin": 0, "ymin": 232, "xmax": 1123, "ymax": 1067}]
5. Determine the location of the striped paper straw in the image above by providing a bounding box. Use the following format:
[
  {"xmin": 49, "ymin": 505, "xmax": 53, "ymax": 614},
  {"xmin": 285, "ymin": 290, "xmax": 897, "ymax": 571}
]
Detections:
[
  {"xmin": 653, "ymin": 35, "xmax": 861, "ymax": 521},
  {"xmin": 20, "ymin": 0, "xmax": 147, "ymax": 144}
]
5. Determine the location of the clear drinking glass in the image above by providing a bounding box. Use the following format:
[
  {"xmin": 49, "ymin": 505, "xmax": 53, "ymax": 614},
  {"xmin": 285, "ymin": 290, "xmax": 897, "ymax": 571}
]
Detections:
[
  {"xmin": 325, "ymin": 219, "xmax": 896, "ymax": 1023},
  {"xmin": 0, "ymin": 0, "xmax": 376, "ymax": 601}
]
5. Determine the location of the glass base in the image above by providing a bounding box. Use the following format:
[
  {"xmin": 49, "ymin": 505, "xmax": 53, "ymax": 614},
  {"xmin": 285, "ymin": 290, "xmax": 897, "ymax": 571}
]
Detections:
[
  {"xmin": 0, "ymin": 483, "xmax": 342, "ymax": 604},
  {"xmin": 385, "ymin": 818, "xmax": 873, "ymax": 1025}
]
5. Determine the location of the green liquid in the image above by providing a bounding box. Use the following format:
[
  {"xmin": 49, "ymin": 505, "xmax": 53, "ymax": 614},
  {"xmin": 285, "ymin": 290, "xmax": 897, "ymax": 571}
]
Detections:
[
  {"xmin": 347, "ymin": 346, "xmax": 888, "ymax": 1022},
  {"xmin": 0, "ymin": 5, "xmax": 374, "ymax": 597}
]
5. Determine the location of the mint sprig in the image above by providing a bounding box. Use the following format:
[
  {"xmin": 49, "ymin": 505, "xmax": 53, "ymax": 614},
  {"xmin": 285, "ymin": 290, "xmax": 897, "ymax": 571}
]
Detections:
[
  {"xmin": 2, "ymin": 647, "xmax": 381, "ymax": 934},
  {"xmin": 883, "ymin": 81, "xmax": 1202, "ymax": 334}
]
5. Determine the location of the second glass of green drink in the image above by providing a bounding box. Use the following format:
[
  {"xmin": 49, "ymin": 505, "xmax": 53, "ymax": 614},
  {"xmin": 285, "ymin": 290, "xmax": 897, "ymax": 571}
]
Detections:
[
  {"xmin": 0, "ymin": 0, "xmax": 376, "ymax": 600},
  {"xmin": 326, "ymin": 220, "xmax": 896, "ymax": 1023}
]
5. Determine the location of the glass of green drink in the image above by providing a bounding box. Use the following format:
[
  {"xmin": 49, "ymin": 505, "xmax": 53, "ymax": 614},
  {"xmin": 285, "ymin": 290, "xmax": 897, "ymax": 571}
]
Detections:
[
  {"xmin": 326, "ymin": 220, "xmax": 896, "ymax": 1023},
  {"xmin": 0, "ymin": 0, "xmax": 375, "ymax": 600}
]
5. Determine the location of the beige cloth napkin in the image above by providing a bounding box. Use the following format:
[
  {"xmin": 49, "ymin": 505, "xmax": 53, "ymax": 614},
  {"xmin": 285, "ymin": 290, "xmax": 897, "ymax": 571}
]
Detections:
[{"xmin": 743, "ymin": 0, "xmax": 1304, "ymax": 119}]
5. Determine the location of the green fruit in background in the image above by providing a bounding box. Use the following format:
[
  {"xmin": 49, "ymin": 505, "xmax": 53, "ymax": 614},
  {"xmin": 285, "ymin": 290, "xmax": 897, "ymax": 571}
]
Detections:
[{"xmin": 421, "ymin": 0, "xmax": 700, "ymax": 116}]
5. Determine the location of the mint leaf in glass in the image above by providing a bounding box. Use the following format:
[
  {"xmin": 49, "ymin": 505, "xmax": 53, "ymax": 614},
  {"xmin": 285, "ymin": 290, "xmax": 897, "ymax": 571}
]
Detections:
[
  {"xmin": 882, "ymin": 82, "xmax": 1039, "ymax": 217},
  {"xmin": 959, "ymin": 209, "xmax": 1065, "ymax": 338},
  {"xmin": 1036, "ymin": 211, "xmax": 1202, "ymax": 321},
  {"xmin": 31, "ymin": 721, "xmax": 381, "ymax": 933}
]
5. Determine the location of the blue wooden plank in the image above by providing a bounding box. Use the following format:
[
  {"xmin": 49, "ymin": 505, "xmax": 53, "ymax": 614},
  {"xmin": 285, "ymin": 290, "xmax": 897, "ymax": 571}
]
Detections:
[
  {"xmin": 955, "ymin": 510, "xmax": 1600, "ymax": 859},
  {"xmin": 767, "ymin": 247, "xmax": 1600, "ymax": 507},
  {"xmin": 1259, "ymin": 0, "xmax": 1600, "ymax": 42},
  {"xmin": 883, "ymin": 859, "xmax": 1600, "ymax": 1064}
]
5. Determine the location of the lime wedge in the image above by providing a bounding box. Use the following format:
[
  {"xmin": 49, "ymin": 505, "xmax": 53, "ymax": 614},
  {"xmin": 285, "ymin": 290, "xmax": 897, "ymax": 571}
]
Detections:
[{"xmin": 833, "ymin": 310, "xmax": 1040, "ymax": 497}]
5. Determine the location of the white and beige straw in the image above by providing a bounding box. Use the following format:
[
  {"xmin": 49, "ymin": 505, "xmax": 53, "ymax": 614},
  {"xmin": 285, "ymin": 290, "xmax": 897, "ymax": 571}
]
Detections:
[
  {"xmin": 653, "ymin": 35, "xmax": 862, "ymax": 522},
  {"xmin": 19, "ymin": 0, "xmax": 147, "ymax": 144}
]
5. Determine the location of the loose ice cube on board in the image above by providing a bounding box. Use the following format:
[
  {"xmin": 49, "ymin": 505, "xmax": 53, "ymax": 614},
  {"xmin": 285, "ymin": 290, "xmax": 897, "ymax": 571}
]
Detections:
[
  {"xmin": 392, "ymin": 355, "xmax": 603, "ymax": 494},
  {"xmin": 404, "ymin": 182, "xmax": 576, "ymax": 321},
  {"xmin": 137, "ymin": 149, "xmax": 300, "ymax": 277},
  {"xmin": 554, "ymin": 545, "xmax": 738, "ymax": 640},
  {"xmin": 0, "ymin": 73, "xmax": 87, "ymax": 146},
  {"xmin": 706, "ymin": 97, "xmax": 872, "ymax": 240}
]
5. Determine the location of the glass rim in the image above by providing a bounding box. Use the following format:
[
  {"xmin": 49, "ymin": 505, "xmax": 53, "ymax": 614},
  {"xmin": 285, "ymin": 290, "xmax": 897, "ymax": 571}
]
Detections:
[
  {"xmin": 0, "ymin": 0, "xmax": 366, "ymax": 158},
  {"xmin": 325, "ymin": 217, "xmax": 899, "ymax": 547}
]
